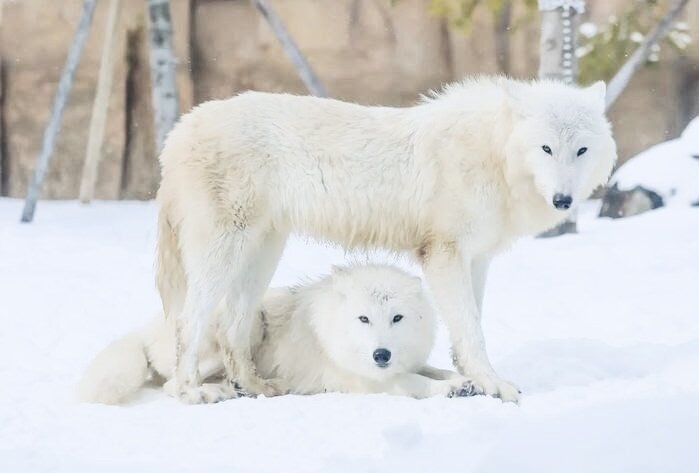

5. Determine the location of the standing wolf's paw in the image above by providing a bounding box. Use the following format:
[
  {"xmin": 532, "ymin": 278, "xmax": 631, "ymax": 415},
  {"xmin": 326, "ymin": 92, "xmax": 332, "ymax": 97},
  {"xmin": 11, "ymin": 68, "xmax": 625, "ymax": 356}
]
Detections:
[
  {"xmin": 447, "ymin": 381, "xmax": 484, "ymax": 398},
  {"xmin": 468, "ymin": 372, "xmax": 521, "ymax": 403},
  {"xmin": 163, "ymin": 379, "xmax": 244, "ymax": 404}
]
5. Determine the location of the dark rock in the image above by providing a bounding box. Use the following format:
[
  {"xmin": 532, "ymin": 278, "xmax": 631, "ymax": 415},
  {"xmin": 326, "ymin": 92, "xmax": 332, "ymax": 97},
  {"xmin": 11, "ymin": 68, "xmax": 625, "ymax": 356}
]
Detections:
[{"xmin": 599, "ymin": 183, "xmax": 664, "ymax": 219}]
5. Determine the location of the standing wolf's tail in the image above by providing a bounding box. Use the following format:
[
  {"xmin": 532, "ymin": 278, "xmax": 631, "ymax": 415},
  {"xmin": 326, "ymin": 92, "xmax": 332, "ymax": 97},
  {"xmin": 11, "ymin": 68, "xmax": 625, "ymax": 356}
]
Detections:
[
  {"xmin": 76, "ymin": 332, "xmax": 150, "ymax": 405},
  {"xmin": 155, "ymin": 203, "xmax": 186, "ymax": 318}
]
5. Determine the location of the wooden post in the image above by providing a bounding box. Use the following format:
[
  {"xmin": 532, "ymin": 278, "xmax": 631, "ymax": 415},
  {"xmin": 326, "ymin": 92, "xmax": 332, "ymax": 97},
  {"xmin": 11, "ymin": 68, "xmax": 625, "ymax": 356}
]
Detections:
[
  {"xmin": 252, "ymin": 0, "xmax": 328, "ymax": 97},
  {"xmin": 21, "ymin": 0, "xmax": 97, "ymax": 223},
  {"xmin": 147, "ymin": 0, "xmax": 179, "ymax": 153},
  {"xmin": 79, "ymin": 0, "xmax": 122, "ymax": 204}
]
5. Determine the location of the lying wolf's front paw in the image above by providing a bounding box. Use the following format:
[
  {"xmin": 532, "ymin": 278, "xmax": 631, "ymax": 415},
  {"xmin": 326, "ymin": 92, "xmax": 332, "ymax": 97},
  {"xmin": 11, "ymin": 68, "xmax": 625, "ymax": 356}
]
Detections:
[
  {"xmin": 164, "ymin": 379, "xmax": 243, "ymax": 404},
  {"xmin": 468, "ymin": 372, "xmax": 521, "ymax": 402},
  {"xmin": 237, "ymin": 376, "xmax": 288, "ymax": 398},
  {"xmin": 447, "ymin": 381, "xmax": 484, "ymax": 398}
]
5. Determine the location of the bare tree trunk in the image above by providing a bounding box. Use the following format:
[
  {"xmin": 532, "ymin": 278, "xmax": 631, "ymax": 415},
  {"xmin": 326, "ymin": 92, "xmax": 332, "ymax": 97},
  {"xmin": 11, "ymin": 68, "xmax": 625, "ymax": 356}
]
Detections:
[
  {"xmin": 494, "ymin": 1, "xmax": 512, "ymax": 75},
  {"xmin": 80, "ymin": 0, "xmax": 122, "ymax": 204},
  {"xmin": 21, "ymin": 0, "xmax": 97, "ymax": 223},
  {"xmin": 252, "ymin": 0, "xmax": 327, "ymax": 97},
  {"xmin": 605, "ymin": 0, "xmax": 691, "ymax": 110},
  {"xmin": 538, "ymin": 2, "xmax": 580, "ymax": 237},
  {"xmin": 147, "ymin": 0, "xmax": 179, "ymax": 153}
]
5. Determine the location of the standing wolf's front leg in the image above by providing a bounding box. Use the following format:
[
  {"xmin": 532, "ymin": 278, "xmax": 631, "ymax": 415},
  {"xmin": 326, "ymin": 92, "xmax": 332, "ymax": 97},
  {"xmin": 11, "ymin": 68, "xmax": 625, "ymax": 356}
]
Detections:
[{"xmin": 421, "ymin": 241, "xmax": 520, "ymax": 402}]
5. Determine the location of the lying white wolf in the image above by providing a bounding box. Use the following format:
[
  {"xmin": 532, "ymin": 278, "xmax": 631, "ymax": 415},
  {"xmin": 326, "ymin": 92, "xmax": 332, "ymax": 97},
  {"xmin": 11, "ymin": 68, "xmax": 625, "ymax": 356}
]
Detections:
[
  {"xmin": 79, "ymin": 265, "xmax": 477, "ymax": 404},
  {"xmin": 155, "ymin": 77, "xmax": 617, "ymax": 402}
]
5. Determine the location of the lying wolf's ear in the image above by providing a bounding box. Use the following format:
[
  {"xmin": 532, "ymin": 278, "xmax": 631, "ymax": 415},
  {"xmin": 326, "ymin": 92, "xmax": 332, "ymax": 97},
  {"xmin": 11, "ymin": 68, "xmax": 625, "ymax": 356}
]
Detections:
[
  {"xmin": 586, "ymin": 81, "xmax": 606, "ymax": 105},
  {"xmin": 330, "ymin": 265, "xmax": 349, "ymax": 285},
  {"xmin": 331, "ymin": 265, "xmax": 347, "ymax": 274}
]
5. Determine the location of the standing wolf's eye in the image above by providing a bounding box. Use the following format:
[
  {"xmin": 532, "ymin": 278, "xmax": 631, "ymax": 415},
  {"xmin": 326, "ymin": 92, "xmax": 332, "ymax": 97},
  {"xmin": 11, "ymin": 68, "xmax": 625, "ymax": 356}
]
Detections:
[
  {"xmin": 577, "ymin": 147, "xmax": 588, "ymax": 156},
  {"xmin": 542, "ymin": 145, "xmax": 552, "ymax": 155},
  {"xmin": 358, "ymin": 315, "xmax": 369, "ymax": 324},
  {"xmin": 392, "ymin": 314, "xmax": 404, "ymax": 323}
]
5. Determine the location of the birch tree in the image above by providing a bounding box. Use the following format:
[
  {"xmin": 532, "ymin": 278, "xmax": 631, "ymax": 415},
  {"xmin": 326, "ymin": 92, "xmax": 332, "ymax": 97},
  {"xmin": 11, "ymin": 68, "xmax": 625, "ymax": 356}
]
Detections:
[{"xmin": 147, "ymin": 0, "xmax": 179, "ymax": 153}]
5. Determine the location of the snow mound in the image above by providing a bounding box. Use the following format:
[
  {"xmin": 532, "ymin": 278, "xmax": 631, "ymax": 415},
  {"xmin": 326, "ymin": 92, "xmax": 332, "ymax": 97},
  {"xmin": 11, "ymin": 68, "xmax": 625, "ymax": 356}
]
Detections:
[{"xmin": 611, "ymin": 116, "xmax": 699, "ymax": 206}]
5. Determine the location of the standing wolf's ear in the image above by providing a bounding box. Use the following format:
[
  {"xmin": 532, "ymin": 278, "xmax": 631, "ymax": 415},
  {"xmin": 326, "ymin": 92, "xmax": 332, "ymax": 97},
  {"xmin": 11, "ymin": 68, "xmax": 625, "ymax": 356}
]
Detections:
[
  {"xmin": 502, "ymin": 79, "xmax": 526, "ymax": 105},
  {"xmin": 587, "ymin": 81, "xmax": 607, "ymax": 105},
  {"xmin": 502, "ymin": 79, "xmax": 531, "ymax": 118}
]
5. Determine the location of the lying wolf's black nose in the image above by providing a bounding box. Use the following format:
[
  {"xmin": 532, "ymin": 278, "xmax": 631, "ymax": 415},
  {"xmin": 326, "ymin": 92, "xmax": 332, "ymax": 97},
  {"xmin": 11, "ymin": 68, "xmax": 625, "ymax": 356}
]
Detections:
[
  {"xmin": 553, "ymin": 194, "xmax": 573, "ymax": 210},
  {"xmin": 373, "ymin": 348, "xmax": 391, "ymax": 366}
]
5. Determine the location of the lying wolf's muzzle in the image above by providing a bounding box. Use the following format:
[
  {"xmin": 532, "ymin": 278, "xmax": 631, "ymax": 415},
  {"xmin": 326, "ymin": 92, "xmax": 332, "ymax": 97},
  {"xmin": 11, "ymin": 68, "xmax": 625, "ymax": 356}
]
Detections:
[{"xmin": 373, "ymin": 348, "xmax": 391, "ymax": 368}]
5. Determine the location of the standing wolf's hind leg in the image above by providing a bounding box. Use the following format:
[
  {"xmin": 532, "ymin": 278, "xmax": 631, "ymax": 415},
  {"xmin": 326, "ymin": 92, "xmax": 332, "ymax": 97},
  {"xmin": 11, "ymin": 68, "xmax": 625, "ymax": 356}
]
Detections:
[
  {"xmin": 220, "ymin": 228, "xmax": 289, "ymax": 397},
  {"xmin": 171, "ymin": 229, "xmax": 240, "ymax": 403}
]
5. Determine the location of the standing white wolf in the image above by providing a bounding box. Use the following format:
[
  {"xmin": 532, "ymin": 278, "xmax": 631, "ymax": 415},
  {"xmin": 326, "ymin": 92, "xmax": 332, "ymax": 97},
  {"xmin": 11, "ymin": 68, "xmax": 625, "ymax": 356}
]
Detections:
[
  {"xmin": 79, "ymin": 265, "xmax": 476, "ymax": 404},
  {"xmin": 156, "ymin": 77, "xmax": 617, "ymax": 403}
]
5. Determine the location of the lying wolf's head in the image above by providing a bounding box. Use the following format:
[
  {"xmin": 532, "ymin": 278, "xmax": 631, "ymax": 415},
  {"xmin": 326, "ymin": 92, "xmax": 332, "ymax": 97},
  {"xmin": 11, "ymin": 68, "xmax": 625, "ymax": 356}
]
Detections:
[
  {"xmin": 504, "ymin": 80, "xmax": 617, "ymax": 213},
  {"xmin": 310, "ymin": 265, "xmax": 435, "ymax": 381}
]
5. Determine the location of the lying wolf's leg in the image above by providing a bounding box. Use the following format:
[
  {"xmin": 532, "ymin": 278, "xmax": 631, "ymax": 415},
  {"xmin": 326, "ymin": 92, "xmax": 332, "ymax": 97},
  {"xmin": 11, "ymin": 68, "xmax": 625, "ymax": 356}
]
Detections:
[
  {"xmin": 383, "ymin": 373, "xmax": 482, "ymax": 399},
  {"xmin": 421, "ymin": 242, "xmax": 520, "ymax": 402},
  {"xmin": 418, "ymin": 365, "xmax": 464, "ymax": 381},
  {"xmin": 221, "ymin": 229, "xmax": 288, "ymax": 397}
]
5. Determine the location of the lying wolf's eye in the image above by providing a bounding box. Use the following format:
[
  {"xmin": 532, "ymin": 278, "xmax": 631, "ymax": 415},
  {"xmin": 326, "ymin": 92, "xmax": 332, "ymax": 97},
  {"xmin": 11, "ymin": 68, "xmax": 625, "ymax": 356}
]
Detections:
[
  {"xmin": 577, "ymin": 147, "xmax": 588, "ymax": 156},
  {"xmin": 358, "ymin": 315, "xmax": 369, "ymax": 324},
  {"xmin": 542, "ymin": 145, "xmax": 552, "ymax": 155},
  {"xmin": 392, "ymin": 314, "xmax": 404, "ymax": 323}
]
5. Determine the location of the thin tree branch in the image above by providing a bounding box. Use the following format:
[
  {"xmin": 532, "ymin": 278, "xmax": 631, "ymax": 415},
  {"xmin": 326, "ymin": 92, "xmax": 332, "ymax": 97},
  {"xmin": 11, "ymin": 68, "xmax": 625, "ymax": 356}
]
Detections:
[
  {"xmin": 252, "ymin": 0, "xmax": 328, "ymax": 97},
  {"xmin": 605, "ymin": 0, "xmax": 691, "ymax": 110},
  {"xmin": 21, "ymin": 0, "xmax": 97, "ymax": 223}
]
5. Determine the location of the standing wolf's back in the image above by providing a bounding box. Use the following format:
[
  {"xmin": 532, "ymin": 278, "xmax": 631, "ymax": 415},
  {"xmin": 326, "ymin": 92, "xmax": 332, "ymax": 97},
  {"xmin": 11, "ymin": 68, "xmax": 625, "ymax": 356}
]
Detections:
[{"xmin": 159, "ymin": 92, "xmax": 439, "ymax": 250}]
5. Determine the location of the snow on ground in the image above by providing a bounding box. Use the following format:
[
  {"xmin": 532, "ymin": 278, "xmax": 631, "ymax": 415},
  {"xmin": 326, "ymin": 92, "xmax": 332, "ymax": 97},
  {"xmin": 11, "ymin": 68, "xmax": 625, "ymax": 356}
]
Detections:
[
  {"xmin": 1, "ymin": 198, "xmax": 698, "ymax": 472},
  {"xmin": 612, "ymin": 116, "xmax": 699, "ymax": 206}
]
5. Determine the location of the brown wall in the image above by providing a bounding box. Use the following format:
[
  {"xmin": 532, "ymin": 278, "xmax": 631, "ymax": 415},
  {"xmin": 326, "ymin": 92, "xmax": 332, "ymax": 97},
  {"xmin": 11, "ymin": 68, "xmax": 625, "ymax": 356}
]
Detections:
[{"xmin": 1, "ymin": 0, "xmax": 697, "ymax": 199}]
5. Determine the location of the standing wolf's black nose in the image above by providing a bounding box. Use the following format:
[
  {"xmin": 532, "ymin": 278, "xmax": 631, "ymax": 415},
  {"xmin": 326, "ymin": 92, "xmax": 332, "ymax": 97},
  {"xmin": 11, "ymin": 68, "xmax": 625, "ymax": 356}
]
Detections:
[
  {"xmin": 373, "ymin": 348, "xmax": 391, "ymax": 366},
  {"xmin": 552, "ymin": 194, "xmax": 573, "ymax": 210}
]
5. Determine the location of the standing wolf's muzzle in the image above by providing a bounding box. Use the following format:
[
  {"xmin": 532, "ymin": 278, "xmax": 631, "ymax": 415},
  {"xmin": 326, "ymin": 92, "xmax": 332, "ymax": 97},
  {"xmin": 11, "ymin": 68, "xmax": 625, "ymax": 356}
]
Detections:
[{"xmin": 553, "ymin": 194, "xmax": 573, "ymax": 210}]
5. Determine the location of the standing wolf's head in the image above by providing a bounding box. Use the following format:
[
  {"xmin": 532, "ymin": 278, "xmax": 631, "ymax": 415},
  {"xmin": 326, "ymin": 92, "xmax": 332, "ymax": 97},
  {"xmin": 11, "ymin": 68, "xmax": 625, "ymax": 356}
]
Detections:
[
  {"xmin": 503, "ymin": 79, "xmax": 617, "ymax": 213},
  {"xmin": 309, "ymin": 265, "xmax": 435, "ymax": 382}
]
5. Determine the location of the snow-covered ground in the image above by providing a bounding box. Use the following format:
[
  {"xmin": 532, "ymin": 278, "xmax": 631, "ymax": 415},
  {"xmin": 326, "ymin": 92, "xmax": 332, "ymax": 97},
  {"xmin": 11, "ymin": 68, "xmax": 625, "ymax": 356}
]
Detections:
[
  {"xmin": 1, "ymin": 198, "xmax": 698, "ymax": 472},
  {"xmin": 611, "ymin": 116, "xmax": 699, "ymax": 206}
]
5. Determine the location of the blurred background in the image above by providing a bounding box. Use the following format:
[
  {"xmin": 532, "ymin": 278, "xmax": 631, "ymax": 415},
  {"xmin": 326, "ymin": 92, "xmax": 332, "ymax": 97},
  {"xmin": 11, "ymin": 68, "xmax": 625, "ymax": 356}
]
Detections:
[{"xmin": 0, "ymin": 0, "xmax": 696, "ymax": 201}]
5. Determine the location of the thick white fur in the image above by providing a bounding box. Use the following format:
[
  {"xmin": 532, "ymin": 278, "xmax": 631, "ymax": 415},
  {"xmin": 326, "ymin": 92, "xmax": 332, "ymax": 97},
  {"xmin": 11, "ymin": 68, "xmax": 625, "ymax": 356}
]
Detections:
[
  {"xmin": 155, "ymin": 76, "xmax": 617, "ymax": 403},
  {"xmin": 78, "ymin": 265, "xmax": 475, "ymax": 404}
]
